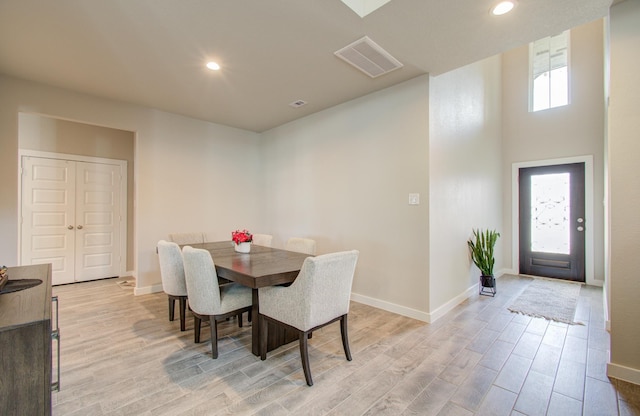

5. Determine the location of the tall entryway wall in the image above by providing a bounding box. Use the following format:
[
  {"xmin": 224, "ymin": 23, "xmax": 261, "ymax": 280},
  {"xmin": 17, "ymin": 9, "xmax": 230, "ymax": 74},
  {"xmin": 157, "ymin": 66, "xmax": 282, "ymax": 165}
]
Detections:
[{"xmin": 501, "ymin": 18, "xmax": 606, "ymax": 285}]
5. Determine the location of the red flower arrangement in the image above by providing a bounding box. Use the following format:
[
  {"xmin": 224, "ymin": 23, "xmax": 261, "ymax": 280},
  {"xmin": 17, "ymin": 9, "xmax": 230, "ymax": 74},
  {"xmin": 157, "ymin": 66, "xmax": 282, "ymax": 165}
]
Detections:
[{"xmin": 231, "ymin": 229, "xmax": 253, "ymax": 244}]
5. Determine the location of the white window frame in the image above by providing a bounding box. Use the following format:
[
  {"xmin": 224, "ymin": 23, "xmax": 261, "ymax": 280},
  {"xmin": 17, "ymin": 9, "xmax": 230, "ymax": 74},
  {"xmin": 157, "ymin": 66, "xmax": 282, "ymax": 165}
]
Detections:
[{"xmin": 529, "ymin": 30, "xmax": 571, "ymax": 112}]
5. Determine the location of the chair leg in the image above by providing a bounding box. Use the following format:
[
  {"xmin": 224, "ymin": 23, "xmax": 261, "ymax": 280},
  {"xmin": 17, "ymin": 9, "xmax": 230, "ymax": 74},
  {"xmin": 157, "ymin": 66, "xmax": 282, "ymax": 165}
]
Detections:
[
  {"xmin": 168, "ymin": 296, "xmax": 175, "ymax": 322},
  {"xmin": 178, "ymin": 297, "xmax": 187, "ymax": 331},
  {"xmin": 210, "ymin": 317, "xmax": 218, "ymax": 359},
  {"xmin": 340, "ymin": 314, "xmax": 352, "ymax": 361},
  {"xmin": 194, "ymin": 315, "xmax": 202, "ymax": 343},
  {"xmin": 238, "ymin": 312, "xmax": 243, "ymax": 328},
  {"xmin": 299, "ymin": 331, "xmax": 313, "ymax": 386},
  {"xmin": 247, "ymin": 311, "xmax": 252, "ymax": 323},
  {"xmin": 260, "ymin": 315, "xmax": 268, "ymax": 360}
]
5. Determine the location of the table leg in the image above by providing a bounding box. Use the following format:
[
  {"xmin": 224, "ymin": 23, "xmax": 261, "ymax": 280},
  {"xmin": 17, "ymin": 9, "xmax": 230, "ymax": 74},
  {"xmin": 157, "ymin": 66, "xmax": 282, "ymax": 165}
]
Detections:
[
  {"xmin": 251, "ymin": 289, "xmax": 260, "ymax": 356},
  {"xmin": 250, "ymin": 287, "xmax": 300, "ymax": 356}
]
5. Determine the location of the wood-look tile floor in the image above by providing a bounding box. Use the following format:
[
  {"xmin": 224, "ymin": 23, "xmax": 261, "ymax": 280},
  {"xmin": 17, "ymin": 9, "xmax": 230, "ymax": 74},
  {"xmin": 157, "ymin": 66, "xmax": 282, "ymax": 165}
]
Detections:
[{"xmin": 51, "ymin": 275, "xmax": 640, "ymax": 416}]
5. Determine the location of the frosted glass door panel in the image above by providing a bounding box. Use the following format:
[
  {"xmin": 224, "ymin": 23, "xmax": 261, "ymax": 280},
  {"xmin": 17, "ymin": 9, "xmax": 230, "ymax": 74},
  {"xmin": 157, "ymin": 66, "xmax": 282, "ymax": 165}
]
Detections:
[{"xmin": 530, "ymin": 173, "xmax": 570, "ymax": 254}]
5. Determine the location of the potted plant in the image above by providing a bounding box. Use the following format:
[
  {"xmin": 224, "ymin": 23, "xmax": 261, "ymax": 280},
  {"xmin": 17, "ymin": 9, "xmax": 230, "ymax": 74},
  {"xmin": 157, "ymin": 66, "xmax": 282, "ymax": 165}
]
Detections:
[
  {"xmin": 232, "ymin": 229, "xmax": 253, "ymax": 253},
  {"xmin": 467, "ymin": 229, "xmax": 500, "ymax": 295}
]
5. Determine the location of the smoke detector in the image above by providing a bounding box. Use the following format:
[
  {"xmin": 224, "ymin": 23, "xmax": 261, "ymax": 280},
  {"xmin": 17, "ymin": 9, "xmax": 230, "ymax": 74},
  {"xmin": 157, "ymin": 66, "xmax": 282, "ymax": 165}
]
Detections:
[{"xmin": 334, "ymin": 36, "xmax": 403, "ymax": 78}]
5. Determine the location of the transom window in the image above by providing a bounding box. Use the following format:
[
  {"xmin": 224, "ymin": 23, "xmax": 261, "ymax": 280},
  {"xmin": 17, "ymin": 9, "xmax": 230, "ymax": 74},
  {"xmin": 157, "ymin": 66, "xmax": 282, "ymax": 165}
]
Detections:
[{"xmin": 529, "ymin": 30, "xmax": 570, "ymax": 112}]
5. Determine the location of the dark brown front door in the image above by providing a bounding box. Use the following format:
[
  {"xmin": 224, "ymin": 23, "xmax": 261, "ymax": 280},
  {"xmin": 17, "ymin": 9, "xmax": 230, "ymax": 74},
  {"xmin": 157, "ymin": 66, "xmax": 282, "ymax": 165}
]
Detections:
[{"xmin": 519, "ymin": 163, "xmax": 585, "ymax": 282}]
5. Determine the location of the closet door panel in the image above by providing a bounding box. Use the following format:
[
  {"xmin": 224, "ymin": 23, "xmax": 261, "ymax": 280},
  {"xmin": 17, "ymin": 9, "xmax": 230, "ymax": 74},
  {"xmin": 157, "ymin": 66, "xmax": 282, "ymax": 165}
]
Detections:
[
  {"xmin": 75, "ymin": 162, "xmax": 121, "ymax": 281},
  {"xmin": 21, "ymin": 157, "xmax": 76, "ymax": 285}
]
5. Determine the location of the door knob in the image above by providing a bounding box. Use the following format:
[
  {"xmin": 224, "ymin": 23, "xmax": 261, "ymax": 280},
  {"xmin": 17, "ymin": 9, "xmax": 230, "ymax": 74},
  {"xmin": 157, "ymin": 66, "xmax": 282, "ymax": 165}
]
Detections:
[
  {"xmin": 577, "ymin": 226, "xmax": 584, "ymax": 232},
  {"xmin": 77, "ymin": 225, "xmax": 83, "ymax": 230},
  {"xmin": 577, "ymin": 218, "xmax": 584, "ymax": 223},
  {"xmin": 67, "ymin": 225, "xmax": 74, "ymax": 230}
]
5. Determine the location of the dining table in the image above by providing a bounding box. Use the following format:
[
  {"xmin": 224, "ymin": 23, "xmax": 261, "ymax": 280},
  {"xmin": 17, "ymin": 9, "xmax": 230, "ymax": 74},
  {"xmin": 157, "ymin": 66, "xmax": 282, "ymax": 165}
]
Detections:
[{"xmin": 188, "ymin": 241, "xmax": 311, "ymax": 356}]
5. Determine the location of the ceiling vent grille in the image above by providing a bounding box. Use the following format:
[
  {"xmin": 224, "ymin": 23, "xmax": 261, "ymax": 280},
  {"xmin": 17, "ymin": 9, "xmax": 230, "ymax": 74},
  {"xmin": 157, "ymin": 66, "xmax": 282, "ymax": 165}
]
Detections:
[{"xmin": 334, "ymin": 36, "xmax": 403, "ymax": 78}]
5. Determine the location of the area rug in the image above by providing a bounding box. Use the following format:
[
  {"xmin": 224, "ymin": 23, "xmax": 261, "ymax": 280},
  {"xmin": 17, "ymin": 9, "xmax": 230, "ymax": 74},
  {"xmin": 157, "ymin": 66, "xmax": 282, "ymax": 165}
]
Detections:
[{"xmin": 507, "ymin": 278, "xmax": 583, "ymax": 325}]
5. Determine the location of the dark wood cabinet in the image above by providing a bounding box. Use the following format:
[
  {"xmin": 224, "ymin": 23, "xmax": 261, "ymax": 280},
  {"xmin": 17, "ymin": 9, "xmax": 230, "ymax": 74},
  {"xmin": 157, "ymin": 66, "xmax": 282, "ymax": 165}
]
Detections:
[{"xmin": 0, "ymin": 264, "xmax": 53, "ymax": 415}]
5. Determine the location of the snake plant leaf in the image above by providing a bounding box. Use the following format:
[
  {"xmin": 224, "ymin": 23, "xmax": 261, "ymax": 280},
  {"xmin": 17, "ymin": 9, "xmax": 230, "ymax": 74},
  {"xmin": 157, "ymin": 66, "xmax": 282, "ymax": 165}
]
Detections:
[{"xmin": 467, "ymin": 229, "xmax": 500, "ymax": 276}]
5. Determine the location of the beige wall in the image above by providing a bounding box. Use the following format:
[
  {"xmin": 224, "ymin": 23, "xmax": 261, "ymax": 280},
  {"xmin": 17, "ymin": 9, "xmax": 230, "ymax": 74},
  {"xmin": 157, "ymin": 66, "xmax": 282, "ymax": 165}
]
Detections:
[
  {"xmin": 260, "ymin": 58, "xmax": 503, "ymax": 320},
  {"xmin": 0, "ymin": 75, "xmax": 262, "ymax": 291},
  {"xmin": 18, "ymin": 113, "xmax": 135, "ymax": 271},
  {"xmin": 429, "ymin": 55, "xmax": 503, "ymax": 315},
  {"xmin": 262, "ymin": 76, "xmax": 431, "ymax": 319},
  {"xmin": 607, "ymin": 0, "xmax": 640, "ymax": 385},
  {"xmin": 502, "ymin": 19, "xmax": 606, "ymax": 283}
]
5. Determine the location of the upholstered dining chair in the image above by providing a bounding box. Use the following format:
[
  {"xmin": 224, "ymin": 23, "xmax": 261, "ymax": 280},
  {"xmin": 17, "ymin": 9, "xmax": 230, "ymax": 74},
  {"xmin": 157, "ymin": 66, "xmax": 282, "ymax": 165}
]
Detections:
[
  {"xmin": 285, "ymin": 237, "xmax": 317, "ymax": 255},
  {"xmin": 182, "ymin": 246, "xmax": 253, "ymax": 359},
  {"xmin": 169, "ymin": 232, "xmax": 234, "ymax": 286},
  {"xmin": 168, "ymin": 232, "xmax": 205, "ymax": 245},
  {"xmin": 157, "ymin": 240, "xmax": 188, "ymax": 331},
  {"xmin": 258, "ymin": 250, "xmax": 359, "ymax": 386},
  {"xmin": 252, "ymin": 233, "xmax": 273, "ymax": 247}
]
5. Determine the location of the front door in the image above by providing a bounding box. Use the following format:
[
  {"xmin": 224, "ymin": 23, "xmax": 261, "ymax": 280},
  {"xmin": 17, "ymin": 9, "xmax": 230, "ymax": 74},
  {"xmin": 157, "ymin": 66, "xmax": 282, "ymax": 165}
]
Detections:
[
  {"xmin": 21, "ymin": 156, "xmax": 123, "ymax": 285},
  {"xmin": 519, "ymin": 163, "xmax": 585, "ymax": 282}
]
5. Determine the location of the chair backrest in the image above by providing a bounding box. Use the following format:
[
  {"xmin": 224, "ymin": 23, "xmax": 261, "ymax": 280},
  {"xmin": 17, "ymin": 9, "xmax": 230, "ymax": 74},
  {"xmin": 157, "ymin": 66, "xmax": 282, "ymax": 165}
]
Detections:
[
  {"xmin": 293, "ymin": 250, "xmax": 359, "ymax": 329},
  {"xmin": 252, "ymin": 233, "xmax": 273, "ymax": 247},
  {"xmin": 168, "ymin": 232, "xmax": 205, "ymax": 245},
  {"xmin": 285, "ymin": 237, "xmax": 316, "ymax": 255},
  {"xmin": 182, "ymin": 246, "xmax": 222, "ymax": 315},
  {"xmin": 157, "ymin": 240, "xmax": 187, "ymax": 297}
]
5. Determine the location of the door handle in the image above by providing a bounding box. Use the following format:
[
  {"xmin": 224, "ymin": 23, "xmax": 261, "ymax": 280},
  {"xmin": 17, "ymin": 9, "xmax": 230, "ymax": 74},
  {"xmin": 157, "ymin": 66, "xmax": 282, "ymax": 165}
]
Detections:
[
  {"xmin": 77, "ymin": 225, "xmax": 83, "ymax": 230},
  {"xmin": 67, "ymin": 225, "xmax": 74, "ymax": 230}
]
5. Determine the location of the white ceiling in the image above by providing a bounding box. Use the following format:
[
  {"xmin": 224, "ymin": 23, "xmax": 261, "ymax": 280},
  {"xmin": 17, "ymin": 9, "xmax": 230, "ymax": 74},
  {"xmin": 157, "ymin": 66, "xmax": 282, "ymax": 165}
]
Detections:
[{"xmin": 0, "ymin": 0, "xmax": 612, "ymax": 132}]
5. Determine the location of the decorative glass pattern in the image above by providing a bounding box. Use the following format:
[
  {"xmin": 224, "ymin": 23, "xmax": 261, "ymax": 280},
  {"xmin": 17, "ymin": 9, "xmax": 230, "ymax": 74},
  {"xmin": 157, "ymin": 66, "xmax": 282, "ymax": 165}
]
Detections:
[{"xmin": 530, "ymin": 173, "xmax": 570, "ymax": 254}]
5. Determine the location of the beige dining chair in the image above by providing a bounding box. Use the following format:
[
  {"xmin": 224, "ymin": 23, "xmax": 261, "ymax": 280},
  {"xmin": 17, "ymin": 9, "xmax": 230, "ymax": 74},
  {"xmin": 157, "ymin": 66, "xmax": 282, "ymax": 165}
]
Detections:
[
  {"xmin": 182, "ymin": 246, "xmax": 253, "ymax": 359},
  {"xmin": 285, "ymin": 237, "xmax": 316, "ymax": 255},
  {"xmin": 258, "ymin": 250, "xmax": 359, "ymax": 386},
  {"xmin": 168, "ymin": 232, "xmax": 205, "ymax": 245},
  {"xmin": 157, "ymin": 240, "xmax": 188, "ymax": 331},
  {"xmin": 170, "ymin": 232, "xmax": 232, "ymax": 286},
  {"xmin": 252, "ymin": 233, "xmax": 273, "ymax": 247}
]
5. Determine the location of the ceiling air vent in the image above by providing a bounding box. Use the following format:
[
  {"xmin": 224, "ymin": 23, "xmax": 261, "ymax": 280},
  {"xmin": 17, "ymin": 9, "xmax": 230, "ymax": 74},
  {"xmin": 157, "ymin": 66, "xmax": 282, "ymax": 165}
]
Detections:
[
  {"xmin": 334, "ymin": 36, "xmax": 403, "ymax": 78},
  {"xmin": 289, "ymin": 100, "xmax": 307, "ymax": 108}
]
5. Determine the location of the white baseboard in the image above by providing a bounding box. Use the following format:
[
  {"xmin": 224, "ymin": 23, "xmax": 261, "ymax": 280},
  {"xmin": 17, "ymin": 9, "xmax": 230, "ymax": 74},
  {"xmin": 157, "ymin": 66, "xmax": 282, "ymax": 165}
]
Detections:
[
  {"xmin": 607, "ymin": 362, "xmax": 640, "ymax": 386},
  {"xmin": 351, "ymin": 281, "xmax": 481, "ymax": 324},
  {"xmin": 134, "ymin": 283, "xmax": 163, "ymax": 296},
  {"xmin": 350, "ymin": 292, "xmax": 429, "ymax": 322},
  {"xmin": 428, "ymin": 284, "xmax": 478, "ymax": 323},
  {"xmin": 499, "ymin": 268, "xmax": 517, "ymax": 276},
  {"xmin": 602, "ymin": 283, "xmax": 611, "ymax": 332}
]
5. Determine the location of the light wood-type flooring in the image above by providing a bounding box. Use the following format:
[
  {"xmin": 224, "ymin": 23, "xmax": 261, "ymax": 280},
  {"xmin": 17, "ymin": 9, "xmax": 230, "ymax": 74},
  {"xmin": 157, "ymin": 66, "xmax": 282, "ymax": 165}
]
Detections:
[{"xmin": 51, "ymin": 275, "xmax": 640, "ymax": 415}]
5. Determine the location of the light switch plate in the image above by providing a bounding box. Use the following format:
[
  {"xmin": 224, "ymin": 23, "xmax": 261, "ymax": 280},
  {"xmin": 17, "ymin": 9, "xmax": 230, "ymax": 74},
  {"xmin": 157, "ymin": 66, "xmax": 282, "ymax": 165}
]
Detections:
[{"xmin": 409, "ymin": 193, "xmax": 420, "ymax": 205}]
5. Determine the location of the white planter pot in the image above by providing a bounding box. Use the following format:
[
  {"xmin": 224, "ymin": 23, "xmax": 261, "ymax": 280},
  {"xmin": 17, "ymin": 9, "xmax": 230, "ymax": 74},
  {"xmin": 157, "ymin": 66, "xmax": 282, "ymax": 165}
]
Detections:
[{"xmin": 234, "ymin": 242, "xmax": 251, "ymax": 253}]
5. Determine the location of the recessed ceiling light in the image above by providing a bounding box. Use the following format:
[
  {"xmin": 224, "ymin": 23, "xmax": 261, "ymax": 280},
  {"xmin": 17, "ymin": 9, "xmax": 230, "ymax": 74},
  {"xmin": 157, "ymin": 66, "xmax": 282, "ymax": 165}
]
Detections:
[
  {"xmin": 491, "ymin": 1, "xmax": 515, "ymax": 16},
  {"xmin": 206, "ymin": 61, "xmax": 220, "ymax": 71}
]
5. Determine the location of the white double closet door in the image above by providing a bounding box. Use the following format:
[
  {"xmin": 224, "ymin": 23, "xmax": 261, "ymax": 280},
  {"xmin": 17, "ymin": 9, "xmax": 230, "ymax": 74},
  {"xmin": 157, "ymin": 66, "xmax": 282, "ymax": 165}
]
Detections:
[{"xmin": 21, "ymin": 155, "xmax": 125, "ymax": 285}]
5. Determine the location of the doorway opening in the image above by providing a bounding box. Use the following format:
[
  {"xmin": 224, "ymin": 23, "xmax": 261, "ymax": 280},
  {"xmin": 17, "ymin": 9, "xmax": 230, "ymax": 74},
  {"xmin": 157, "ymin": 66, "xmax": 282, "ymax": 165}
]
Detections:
[
  {"xmin": 17, "ymin": 113, "xmax": 135, "ymax": 284},
  {"xmin": 20, "ymin": 153, "xmax": 127, "ymax": 285},
  {"xmin": 519, "ymin": 163, "xmax": 585, "ymax": 282},
  {"xmin": 512, "ymin": 156, "xmax": 594, "ymax": 285}
]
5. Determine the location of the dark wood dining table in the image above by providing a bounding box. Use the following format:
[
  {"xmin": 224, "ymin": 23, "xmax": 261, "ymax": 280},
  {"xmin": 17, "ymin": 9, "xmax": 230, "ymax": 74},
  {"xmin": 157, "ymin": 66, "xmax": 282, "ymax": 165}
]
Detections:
[{"xmin": 188, "ymin": 241, "xmax": 311, "ymax": 355}]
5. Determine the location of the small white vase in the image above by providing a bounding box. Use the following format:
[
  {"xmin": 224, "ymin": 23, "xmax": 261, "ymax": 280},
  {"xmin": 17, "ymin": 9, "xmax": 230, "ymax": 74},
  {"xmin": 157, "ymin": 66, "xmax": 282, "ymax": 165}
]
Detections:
[{"xmin": 234, "ymin": 242, "xmax": 251, "ymax": 253}]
